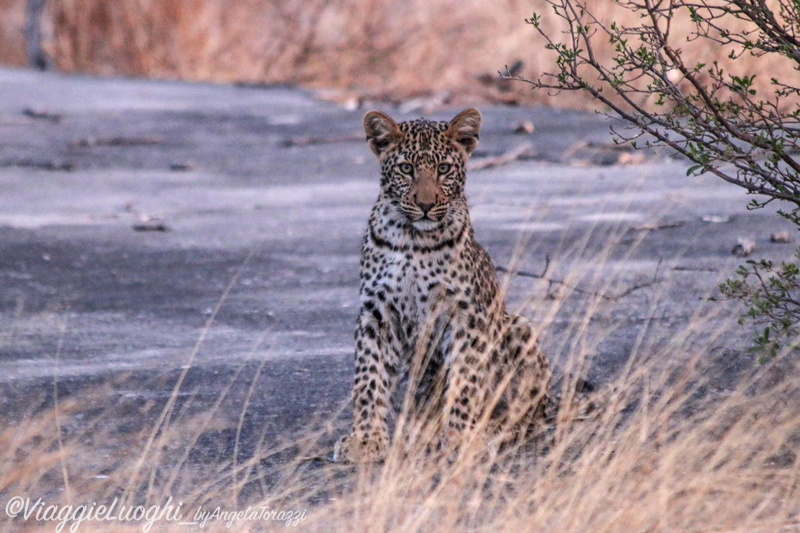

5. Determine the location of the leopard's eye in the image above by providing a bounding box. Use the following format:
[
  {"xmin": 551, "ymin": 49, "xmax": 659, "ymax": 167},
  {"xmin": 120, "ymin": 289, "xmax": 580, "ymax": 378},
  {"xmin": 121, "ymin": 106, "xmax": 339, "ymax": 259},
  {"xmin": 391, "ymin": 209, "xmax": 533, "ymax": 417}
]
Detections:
[
  {"xmin": 398, "ymin": 163, "xmax": 414, "ymax": 174},
  {"xmin": 437, "ymin": 163, "xmax": 451, "ymax": 174}
]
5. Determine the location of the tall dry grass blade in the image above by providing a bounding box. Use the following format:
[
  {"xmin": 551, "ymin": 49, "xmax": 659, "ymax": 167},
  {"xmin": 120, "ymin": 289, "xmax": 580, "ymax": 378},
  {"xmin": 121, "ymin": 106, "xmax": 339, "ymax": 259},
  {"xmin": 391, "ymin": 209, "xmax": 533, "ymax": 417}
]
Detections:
[
  {"xmin": 124, "ymin": 247, "xmax": 257, "ymax": 504},
  {"xmin": 51, "ymin": 309, "xmax": 71, "ymax": 505}
]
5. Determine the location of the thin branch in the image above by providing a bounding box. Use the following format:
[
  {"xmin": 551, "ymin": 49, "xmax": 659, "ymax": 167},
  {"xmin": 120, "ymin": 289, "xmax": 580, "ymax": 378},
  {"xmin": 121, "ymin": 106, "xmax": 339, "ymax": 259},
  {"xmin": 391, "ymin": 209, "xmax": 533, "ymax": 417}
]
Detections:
[
  {"xmin": 469, "ymin": 143, "xmax": 537, "ymax": 170},
  {"xmin": 502, "ymin": 257, "xmax": 663, "ymax": 302},
  {"xmin": 497, "ymin": 255, "xmax": 551, "ymax": 279}
]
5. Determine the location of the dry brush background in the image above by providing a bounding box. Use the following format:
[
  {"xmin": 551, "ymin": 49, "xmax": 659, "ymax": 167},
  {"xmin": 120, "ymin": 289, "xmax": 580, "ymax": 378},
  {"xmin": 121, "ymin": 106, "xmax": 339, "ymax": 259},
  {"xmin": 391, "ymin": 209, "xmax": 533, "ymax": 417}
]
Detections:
[{"xmin": 0, "ymin": 0, "xmax": 790, "ymax": 108}]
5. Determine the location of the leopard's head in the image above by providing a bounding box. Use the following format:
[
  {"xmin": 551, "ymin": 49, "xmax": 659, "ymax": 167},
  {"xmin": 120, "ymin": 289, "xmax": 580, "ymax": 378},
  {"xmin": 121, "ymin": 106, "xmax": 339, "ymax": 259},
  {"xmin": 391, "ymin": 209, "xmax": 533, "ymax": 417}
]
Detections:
[{"xmin": 364, "ymin": 108, "xmax": 481, "ymax": 232}]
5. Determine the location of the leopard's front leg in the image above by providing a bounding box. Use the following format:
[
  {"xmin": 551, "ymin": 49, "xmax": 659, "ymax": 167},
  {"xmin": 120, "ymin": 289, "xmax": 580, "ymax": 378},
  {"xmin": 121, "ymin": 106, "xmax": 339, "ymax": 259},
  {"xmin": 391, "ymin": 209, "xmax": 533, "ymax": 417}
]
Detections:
[{"xmin": 334, "ymin": 299, "xmax": 400, "ymax": 463}]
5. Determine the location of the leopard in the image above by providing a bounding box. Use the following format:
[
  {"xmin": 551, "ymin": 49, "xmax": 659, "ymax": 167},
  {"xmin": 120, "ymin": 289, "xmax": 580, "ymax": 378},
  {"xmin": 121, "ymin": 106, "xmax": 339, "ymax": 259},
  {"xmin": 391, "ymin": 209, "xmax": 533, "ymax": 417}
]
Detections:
[{"xmin": 333, "ymin": 107, "xmax": 551, "ymax": 463}]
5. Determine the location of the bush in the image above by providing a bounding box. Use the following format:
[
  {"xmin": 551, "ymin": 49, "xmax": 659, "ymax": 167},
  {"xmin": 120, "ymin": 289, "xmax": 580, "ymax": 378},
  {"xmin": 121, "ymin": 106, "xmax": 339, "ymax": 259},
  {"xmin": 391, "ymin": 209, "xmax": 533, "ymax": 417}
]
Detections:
[{"xmin": 516, "ymin": 0, "xmax": 800, "ymax": 357}]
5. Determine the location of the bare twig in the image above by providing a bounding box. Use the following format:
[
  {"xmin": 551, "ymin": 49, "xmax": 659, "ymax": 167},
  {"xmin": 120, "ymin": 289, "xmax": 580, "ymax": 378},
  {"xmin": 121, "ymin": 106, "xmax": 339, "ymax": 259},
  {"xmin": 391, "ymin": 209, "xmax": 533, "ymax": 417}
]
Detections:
[
  {"xmin": 279, "ymin": 132, "xmax": 363, "ymax": 148},
  {"xmin": 604, "ymin": 258, "xmax": 664, "ymax": 301},
  {"xmin": 631, "ymin": 221, "xmax": 685, "ymax": 231},
  {"xmin": 507, "ymin": 256, "xmax": 663, "ymax": 302},
  {"xmin": 497, "ymin": 255, "xmax": 551, "ymax": 279},
  {"xmin": 22, "ymin": 107, "xmax": 62, "ymax": 123},
  {"xmin": 469, "ymin": 143, "xmax": 537, "ymax": 170},
  {"xmin": 0, "ymin": 158, "xmax": 75, "ymax": 171},
  {"xmin": 74, "ymin": 135, "xmax": 163, "ymax": 147},
  {"xmin": 672, "ymin": 265, "xmax": 718, "ymax": 272}
]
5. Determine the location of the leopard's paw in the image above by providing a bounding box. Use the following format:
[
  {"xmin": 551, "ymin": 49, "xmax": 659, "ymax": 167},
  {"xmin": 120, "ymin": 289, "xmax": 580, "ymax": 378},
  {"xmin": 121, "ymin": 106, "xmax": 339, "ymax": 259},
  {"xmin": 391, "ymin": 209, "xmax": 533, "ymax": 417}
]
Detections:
[{"xmin": 332, "ymin": 432, "xmax": 388, "ymax": 463}]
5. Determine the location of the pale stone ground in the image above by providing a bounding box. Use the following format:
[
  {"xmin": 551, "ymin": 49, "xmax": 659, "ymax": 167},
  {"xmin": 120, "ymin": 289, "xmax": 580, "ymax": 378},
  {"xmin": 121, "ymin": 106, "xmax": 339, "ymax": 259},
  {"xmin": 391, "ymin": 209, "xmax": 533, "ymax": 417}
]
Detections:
[{"xmin": 0, "ymin": 68, "xmax": 794, "ymax": 474}]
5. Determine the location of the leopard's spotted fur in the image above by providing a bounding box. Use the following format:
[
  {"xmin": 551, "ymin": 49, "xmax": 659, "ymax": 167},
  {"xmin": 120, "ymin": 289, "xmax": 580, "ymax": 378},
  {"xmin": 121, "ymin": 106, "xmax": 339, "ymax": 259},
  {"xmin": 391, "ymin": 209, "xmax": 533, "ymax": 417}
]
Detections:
[{"xmin": 334, "ymin": 108, "xmax": 551, "ymax": 463}]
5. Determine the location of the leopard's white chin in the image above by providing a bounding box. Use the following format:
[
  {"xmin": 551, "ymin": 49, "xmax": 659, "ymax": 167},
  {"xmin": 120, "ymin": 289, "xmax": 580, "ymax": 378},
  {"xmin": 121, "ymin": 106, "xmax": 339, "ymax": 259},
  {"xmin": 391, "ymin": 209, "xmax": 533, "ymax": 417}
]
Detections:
[{"xmin": 411, "ymin": 219, "xmax": 440, "ymax": 232}]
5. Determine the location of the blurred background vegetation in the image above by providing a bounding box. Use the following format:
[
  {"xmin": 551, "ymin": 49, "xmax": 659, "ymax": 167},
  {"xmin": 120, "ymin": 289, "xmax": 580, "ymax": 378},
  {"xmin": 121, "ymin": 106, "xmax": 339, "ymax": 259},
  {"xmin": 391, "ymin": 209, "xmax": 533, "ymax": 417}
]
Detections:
[{"xmin": 0, "ymin": 0, "xmax": 785, "ymax": 109}]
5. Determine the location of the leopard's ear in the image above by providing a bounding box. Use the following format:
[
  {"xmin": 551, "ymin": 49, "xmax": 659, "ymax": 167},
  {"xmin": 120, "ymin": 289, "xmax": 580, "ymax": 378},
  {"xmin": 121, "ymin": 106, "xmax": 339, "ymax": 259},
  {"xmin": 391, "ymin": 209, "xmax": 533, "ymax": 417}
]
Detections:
[
  {"xmin": 364, "ymin": 110, "xmax": 403, "ymax": 157},
  {"xmin": 446, "ymin": 108, "xmax": 481, "ymax": 156}
]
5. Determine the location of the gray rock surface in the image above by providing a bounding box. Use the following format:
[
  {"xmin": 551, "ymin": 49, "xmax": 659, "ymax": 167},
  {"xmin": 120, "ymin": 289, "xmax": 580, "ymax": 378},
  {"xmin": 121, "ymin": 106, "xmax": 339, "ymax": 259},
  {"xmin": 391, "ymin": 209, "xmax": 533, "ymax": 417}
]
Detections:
[{"xmin": 0, "ymin": 68, "xmax": 794, "ymax": 462}]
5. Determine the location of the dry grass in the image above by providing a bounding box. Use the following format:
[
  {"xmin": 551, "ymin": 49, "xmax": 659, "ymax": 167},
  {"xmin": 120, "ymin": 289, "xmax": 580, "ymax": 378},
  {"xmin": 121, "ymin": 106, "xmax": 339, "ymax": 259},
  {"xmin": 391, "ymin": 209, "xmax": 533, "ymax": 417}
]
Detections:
[
  {"xmin": 0, "ymin": 0, "xmax": 26, "ymax": 66},
  {"xmin": 0, "ymin": 0, "xmax": 790, "ymax": 109},
  {"xmin": 2, "ymin": 225, "xmax": 799, "ymax": 533}
]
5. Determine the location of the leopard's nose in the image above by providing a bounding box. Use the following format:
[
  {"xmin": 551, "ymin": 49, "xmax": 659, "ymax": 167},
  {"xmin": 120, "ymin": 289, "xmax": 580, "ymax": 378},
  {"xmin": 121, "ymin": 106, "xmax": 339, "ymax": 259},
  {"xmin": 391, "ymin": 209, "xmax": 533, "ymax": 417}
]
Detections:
[{"xmin": 417, "ymin": 202, "xmax": 434, "ymax": 215}]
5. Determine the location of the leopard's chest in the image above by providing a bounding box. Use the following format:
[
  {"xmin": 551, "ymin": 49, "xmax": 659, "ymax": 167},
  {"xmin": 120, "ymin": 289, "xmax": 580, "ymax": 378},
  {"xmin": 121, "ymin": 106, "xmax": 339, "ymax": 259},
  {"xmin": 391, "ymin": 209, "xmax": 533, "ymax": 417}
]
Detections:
[
  {"xmin": 380, "ymin": 250, "xmax": 455, "ymax": 355},
  {"xmin": 378, "ymin": 249, "xmax": 447, "ymax": 312}
]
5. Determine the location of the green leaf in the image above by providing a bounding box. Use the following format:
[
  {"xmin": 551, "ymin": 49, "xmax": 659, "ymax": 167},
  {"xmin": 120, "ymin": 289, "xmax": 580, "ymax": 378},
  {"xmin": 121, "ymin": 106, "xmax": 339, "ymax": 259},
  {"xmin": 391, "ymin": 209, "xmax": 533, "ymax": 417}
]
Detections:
[{"xmin": 686, "ymin": 164, "xmax": 704, "ymax": 176}]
